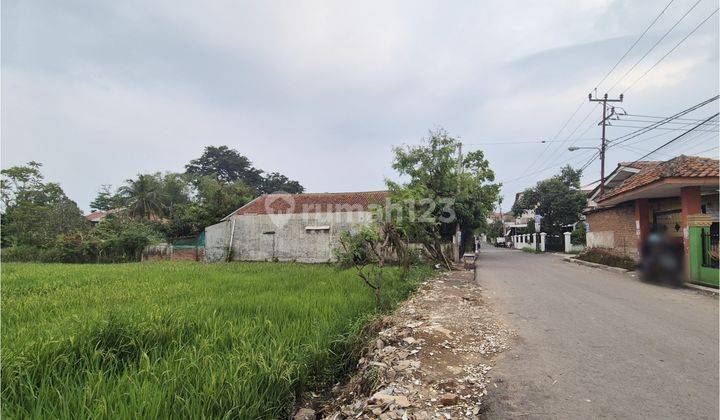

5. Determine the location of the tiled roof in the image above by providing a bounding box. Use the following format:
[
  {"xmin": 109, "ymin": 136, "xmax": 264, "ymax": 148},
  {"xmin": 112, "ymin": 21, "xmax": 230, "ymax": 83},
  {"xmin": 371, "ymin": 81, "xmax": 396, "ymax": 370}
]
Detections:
[
  {"xmin": 231, "ymin": 191, "xmax": 390, "ymax": 216},
  {"xmin": 85, "ymin": 208, "xmax": 123, "ymax": 222},
  {"xmin": 598, "ymin": 155, "xmax": 719, "ymax": 202}
]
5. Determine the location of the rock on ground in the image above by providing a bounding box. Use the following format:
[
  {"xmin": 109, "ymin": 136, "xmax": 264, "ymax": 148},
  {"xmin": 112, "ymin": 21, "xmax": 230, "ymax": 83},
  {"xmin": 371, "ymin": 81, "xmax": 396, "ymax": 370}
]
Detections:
[{"xmin": 311, "ymin": 267, "xmax": 512, "ymax": 419}]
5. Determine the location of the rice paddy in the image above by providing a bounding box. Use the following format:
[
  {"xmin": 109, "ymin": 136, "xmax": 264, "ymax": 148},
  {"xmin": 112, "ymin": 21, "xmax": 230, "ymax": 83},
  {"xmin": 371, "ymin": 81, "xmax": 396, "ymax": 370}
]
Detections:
[{"xmin": 1, "ymin": 261, "xmax": 432, "ymax": 419}]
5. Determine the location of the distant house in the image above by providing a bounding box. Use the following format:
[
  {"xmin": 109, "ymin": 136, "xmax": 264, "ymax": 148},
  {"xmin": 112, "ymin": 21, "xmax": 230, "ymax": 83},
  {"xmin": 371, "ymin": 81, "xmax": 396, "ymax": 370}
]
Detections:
[
  {"xmin": 204, "ymin": 191, "xmax": 389, "ymax": 263},
  {"xmin": 584, "ymin": 155, "xmax": 719, "ymax": 286},
  {"xmin": 85, "ymin": 208, "xmax": 123, "ymax": 225}
]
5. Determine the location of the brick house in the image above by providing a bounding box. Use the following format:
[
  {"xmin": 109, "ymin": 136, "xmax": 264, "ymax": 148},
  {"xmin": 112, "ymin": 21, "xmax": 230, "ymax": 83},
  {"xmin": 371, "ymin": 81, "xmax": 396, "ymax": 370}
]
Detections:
[
  {"xmin": 204, "ymin": 191, "xmax": 389, "ymax": 263},
  {"xmin": 584, "ymin": 155, "xmax": 719, "ymax": 285}
]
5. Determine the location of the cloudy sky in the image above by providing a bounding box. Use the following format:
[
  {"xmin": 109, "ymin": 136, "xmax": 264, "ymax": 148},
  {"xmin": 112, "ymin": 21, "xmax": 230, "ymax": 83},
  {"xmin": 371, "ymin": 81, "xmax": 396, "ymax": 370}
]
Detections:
[{"xmin": 2, "ymin": 0, "xmax": 718, "ymax": 212}]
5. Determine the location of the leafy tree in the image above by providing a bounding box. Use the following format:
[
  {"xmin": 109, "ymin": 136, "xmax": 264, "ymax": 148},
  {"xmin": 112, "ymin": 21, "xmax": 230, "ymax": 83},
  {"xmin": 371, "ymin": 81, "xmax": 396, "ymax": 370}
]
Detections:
[
  {"xmin": 119, "ymin": 174, "xmax": 166, "ymax": 219},
  {"xmin": 159, "ymin": 173, "xmax": 191, "ymax": 213},
  {"xmin": 185, "ymin": 146, "xmax": 264, "ymax": 187},
  {"xmin": 90, "ymin": 184, "xmax": 126, "ymax": 211},
  {"xmin": 259, "ymin": 172, "xmax": 304, "ymax": 194},
  {"xmin": 486, "ymin": 219, "xmax": 505, "ymax": 242},
  {"xmin": 571, "ymin": 222, "xmax": 587, "ymax": 245},
  {"xmin": 388, "ymin": 128, "xmax": 500, "ymax": 264},
  {"xmin": 511, "ymin": 165, "xmax": 586, "ymax": 236},
  {"xmin": 1, "ymin": 162, "xmax": 88, "ymax": 247},
  {"xmin": 335, "ymin": 225, "xmax": 391, "ymax": 306}
]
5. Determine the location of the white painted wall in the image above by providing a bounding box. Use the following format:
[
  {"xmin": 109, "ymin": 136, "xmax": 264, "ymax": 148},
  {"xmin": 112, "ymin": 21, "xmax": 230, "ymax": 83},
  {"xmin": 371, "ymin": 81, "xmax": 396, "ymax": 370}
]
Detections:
[
  {"xmin": 205, "ymin": 211, "xmax": 374, "ymax": 263},
  {"xmin": 587, "ymin": 231, "xmax": 614, "ymax": 249}
]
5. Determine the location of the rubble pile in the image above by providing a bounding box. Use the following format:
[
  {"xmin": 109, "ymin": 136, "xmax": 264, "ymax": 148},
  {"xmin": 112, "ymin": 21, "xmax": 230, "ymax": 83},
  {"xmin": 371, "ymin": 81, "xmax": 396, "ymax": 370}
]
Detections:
[{"xmin": 309, "ymin": 269, "xmax": 512, "ymax": 419}]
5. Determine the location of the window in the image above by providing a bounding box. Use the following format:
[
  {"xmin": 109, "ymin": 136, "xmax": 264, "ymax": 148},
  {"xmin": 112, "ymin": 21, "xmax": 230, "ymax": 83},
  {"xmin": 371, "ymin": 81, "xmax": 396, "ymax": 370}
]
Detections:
[{"xmin": 305, "ymin": 225, "xmax": 330, "ymax": 233}]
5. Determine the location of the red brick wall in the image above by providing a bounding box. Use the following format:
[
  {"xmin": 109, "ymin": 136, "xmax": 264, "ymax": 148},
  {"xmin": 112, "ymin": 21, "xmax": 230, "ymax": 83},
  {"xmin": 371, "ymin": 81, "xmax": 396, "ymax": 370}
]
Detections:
[
  {"xmin": 170, "ymin": 248, "xmax": 203, "ymax": 261},
  {"xmin": 586, "ymin": 203, "xmax": 638, "ymax": 260}
]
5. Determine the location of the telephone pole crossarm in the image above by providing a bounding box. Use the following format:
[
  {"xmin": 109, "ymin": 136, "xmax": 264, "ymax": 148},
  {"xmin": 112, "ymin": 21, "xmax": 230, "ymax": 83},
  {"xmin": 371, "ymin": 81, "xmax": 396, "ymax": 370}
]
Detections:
[{"xmin": 588, "ymin": 93, "xmax": 624, "ymax": 196}]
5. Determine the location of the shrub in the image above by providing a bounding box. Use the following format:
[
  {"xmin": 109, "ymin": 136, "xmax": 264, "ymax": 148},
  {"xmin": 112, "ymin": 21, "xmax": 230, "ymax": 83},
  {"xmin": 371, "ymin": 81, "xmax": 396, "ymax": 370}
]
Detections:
[
  {"xmin": 1, "ymin": 245, "xmax": 44, "ymax": 262},
  {"xmin": 576, "ymin": 248, "xmax": 636, "ymax": 270},
  {"xmin": 571, "ymin": 223, "xmax": 586, "ymax": 245}
]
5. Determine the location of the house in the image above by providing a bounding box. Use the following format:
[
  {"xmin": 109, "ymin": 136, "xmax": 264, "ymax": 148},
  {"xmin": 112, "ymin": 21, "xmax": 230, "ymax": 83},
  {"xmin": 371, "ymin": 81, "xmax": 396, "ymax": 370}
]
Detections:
[
  {"xmin": 204, "ymin": 191, "xmax": 389, "ymax": 263},
  {"xmin": 85, "ymin": 208, "xmax": 123, "ymax": 225},
  {"xmin": 584, "ymin": 155, "xmax": 719, "ymax": 286}
]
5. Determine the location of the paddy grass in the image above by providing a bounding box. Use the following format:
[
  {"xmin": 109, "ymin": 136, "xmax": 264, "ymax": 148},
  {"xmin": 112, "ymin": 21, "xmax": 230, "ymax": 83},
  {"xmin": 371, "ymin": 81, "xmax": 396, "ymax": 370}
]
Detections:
[{"xmin": 1, "ymin": 261, "xmax": 433, "ymax": 419}]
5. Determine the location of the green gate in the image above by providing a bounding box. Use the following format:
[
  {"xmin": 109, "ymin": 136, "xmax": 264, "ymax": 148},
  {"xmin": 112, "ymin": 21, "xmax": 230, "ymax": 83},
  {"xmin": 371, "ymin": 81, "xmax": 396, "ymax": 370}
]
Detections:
[{"xmin": 688, "ymin": 215, "xmax": 719, "ymax": 287}]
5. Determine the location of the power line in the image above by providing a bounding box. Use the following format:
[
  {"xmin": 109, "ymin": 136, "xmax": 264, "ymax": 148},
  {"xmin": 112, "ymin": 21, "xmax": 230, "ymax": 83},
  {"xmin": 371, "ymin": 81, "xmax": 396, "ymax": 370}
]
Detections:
[
  {"xmin": 629, "ymin": 112, "xmax": 720, "ymax": 162},
  {"xmin": 593, "ymin": 0, "xmax": 676, "ymax": 91},
  {"xmin": 623, "ymin": 113, "xmax": 717, "ymax": 122},
  {"xmin": 624, "ymin": 7, "xmax": 720, "ymax": 93},
  {"xmin": 606, "ymin": 0, "xmax": 704, "ymax": 93},
  {"xmin": 608, "ymin": 95, "xmax": 719, "ymax": 146},
  {"xmin": 688, "ymin": 145, "xmax": 720, "ymax": 155},
  {"xmin": 519, "ymin": 100, "xmax": 588, "ymax": 177},
  {"xmin": 500, "ymin": 148, "xmax": 596, "ymax": 184},
  {"xmin": 608, "ymin": 124, "xmax": 718, "ymax": 132},
  {"xmin": 540, "ymin": 103, "xmax": 600, "ymax": 171},
  {"xmin": 614, "ymin": 117, "xmax": 719, "ymax": 125},
  {"xmin": 463, "ymin": 138, "xmax": 597, "ymax": 146}
]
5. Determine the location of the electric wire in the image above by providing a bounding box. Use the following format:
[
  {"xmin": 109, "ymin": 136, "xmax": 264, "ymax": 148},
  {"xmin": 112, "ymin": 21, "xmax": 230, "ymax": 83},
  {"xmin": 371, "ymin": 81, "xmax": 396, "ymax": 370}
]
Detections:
[
  {"xmin": 606, "ymin": 0, "xmax": 704, "ymax": 93},
  {"xmin": 624, "ymin": 7, "xmax": 719, "ymax": 93}
]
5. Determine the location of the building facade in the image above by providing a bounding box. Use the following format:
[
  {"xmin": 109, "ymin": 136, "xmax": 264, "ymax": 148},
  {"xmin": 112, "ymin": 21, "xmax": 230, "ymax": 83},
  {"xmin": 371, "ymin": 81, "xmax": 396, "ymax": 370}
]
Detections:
[
  {"xmin": 204, "ymin": 191, "xmax": 388, "ymax": 263},
  {"xmin": 583, "ymin": 155, "xmax": 719, "ymax": 285}
]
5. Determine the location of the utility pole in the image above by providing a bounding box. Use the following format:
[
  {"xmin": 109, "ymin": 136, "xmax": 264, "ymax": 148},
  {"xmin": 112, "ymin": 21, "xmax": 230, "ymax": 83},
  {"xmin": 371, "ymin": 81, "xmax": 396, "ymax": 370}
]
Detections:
[
  {"xmin": 455, "ymin": 142, "xmax": 463, "ymax": 262},
  {"xmin": 589, "ymin": 93, "xmax": 623, "ymax": 195}
]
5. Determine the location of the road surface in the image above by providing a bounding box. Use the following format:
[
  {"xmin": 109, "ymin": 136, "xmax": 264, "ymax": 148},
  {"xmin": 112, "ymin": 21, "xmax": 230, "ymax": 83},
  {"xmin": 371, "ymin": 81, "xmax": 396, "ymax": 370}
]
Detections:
[{"xmin": 477, "ymin": 246, "xmax": 719, "ymax": 419}]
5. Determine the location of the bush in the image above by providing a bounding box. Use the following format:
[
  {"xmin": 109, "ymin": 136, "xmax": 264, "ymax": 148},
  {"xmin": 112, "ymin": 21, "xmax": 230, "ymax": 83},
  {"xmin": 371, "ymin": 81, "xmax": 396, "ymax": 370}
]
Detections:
[
  {"xmin": 1, "ymin": 245, "xmax": 44, "ymax": 262},
  {"xmin": 576, "ymin": 248, "xmax": 636, "ymax": 270},
  {"xmin": 571, "ymin": 223, "xmax": 586, "ymax": 245}
]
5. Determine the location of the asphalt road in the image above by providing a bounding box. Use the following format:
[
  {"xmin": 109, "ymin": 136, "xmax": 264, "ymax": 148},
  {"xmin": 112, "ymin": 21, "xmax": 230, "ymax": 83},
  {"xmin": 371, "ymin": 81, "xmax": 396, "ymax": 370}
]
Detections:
[{"xmin": 477, "ymin": 246, "xmax": 719, "ymax": 420}]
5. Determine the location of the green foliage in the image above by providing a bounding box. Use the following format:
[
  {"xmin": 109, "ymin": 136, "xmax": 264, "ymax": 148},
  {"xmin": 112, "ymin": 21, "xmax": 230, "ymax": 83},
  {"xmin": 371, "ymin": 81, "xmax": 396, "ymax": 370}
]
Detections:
[
  {"xmin": 486, "ymin": 219, "xmax": 505, "ymax": 242},
  {"xmin": 185, "ymin": 145, "xmax": 265, "ymax": 187},
  {"xmin": 522, "ymin": 219, "xmax": 536, "ymax": 235},
  {"xmin": 259, "ymin": 172, "xmax": 305, "ymax": 194},
  {"xmin": 1, "ymin": 162, "xmax": 88, "ymax": 248},
  {"xmin": 1, "ymin": 262, "xmax": 433, "ymax": 419},
  {"xmin": 118, "ymin": 174, "xmax": 166, "ymax": 219},
  {"xmin": 335, "ymin": 226, "xmax": 388, "ymax": 306},
  {"xmin": 571, "ymin": 223, "xmax": 587, "ymax": 245},
  {"xmin": 576, "ymin": 248, "xmax": 636, "ymax": 270},
  {"xmin": 388, "ymin": 128, "xmax": 500, "ymax": 263},
  {"xmin": 90, "ymin": 185, "xmax": 126, "ymax": 211},
  {"xmin": 511, "ymin": 165, "xmax": 586, "ymax": 236}
]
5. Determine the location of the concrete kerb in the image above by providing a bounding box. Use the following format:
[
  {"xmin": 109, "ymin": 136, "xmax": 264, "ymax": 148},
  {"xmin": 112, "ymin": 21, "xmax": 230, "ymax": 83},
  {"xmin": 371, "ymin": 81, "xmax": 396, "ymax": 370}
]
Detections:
[
  {"xmin": 562, "ymin": 257, "xmax": 631, "ymax": 274},
  {"xmin": 684, "ymin": 283, "xmax": 719, "ymax": 297},
  {"xmin": 563, "ymin": 257, "xmax": 719, "ymax": 296}
]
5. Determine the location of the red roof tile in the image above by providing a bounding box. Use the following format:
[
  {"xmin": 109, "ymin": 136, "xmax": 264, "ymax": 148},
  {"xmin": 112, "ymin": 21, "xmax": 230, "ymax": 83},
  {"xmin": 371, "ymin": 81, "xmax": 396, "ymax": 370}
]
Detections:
[
  {"xmin": 230, "ymin": 191, "xmax": 390, "ymax": 216},
  {"xmin": 598, "ymin": 155, "xmax": 719, "ymax": 202},
  {"xmin": 85, "ymin": 208, "xmax": 124, "ymax": 222}
]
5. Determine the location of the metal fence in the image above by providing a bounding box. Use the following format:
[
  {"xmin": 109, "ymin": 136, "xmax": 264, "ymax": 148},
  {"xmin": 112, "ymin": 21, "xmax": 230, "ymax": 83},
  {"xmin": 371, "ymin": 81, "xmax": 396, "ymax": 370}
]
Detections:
[{"xmin": 701, "ymin": 227, "xmax": 719, "ymax": 269}]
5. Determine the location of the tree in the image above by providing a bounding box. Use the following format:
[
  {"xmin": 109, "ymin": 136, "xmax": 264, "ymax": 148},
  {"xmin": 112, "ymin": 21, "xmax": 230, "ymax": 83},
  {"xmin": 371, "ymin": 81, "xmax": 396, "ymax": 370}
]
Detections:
[
  {"xmin": 259, "ymin": 172, "xmax": 304, "ymax": 194},
  {"xmin": 1, "ymin": 162, "xmax": 88, "ymax": 248},
  {"xmin": 335, "ymin": 225, "xmax": 391, "ymax": 306},
  {"xmin": 185, "ymin": 146, "xmax": 264, "ymax": 187},
  {"xmin": 388, "ymin": 128, "xmax": 500, "ymax": 264},
  {"xmin": 486, "ymin": 219, "xmax": 505, "ymax": 242},
  {"xmin": 119, "ymin": 174, "xmax": 166, "ymax": 219},
  {"xmin": 90, "ymin": 184, "xmax": 126, "ymax": 211},
  {"xmin": 511, "ymin": 165, "xmax": 586, "ymax": 236}
]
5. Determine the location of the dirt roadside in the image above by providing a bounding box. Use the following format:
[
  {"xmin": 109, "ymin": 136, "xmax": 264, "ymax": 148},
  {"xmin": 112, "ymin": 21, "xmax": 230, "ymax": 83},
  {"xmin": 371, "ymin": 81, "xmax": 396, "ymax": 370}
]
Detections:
[{"xmin": 299, "ymin": 267, "xmax": 513, "ymax": 420}]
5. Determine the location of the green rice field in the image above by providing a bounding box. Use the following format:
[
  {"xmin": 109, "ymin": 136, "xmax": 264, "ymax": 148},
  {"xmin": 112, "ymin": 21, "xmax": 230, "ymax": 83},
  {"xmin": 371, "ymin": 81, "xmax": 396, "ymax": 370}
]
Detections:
[{"xmin": 1, "ymin": 262, "xmax": 433, "ymax": 419}]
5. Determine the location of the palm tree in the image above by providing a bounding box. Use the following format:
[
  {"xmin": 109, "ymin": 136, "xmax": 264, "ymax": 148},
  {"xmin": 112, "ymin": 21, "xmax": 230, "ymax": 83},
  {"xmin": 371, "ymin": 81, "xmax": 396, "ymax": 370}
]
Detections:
[{"xmin": 119, "ymin": 174, "xmax": 165, "ymax": 219}]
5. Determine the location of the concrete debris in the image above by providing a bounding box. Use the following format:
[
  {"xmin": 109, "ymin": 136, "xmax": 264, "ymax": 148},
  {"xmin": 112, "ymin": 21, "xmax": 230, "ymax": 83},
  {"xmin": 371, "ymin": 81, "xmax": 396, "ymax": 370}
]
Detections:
[
  {"xmin": 313, "ymin": 267, "xmax": 513, "ymax": 419},
  {"xmin": 294, "ymin": 407, "xmax": 316, "ymax": 420}
]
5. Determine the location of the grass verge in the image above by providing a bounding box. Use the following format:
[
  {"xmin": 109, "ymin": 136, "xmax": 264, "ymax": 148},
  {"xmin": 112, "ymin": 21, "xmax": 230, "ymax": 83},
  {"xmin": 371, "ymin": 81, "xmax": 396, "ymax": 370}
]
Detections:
[{"xmin": 1, "ymin": 261, "xmax": 434, "ymax": 419}]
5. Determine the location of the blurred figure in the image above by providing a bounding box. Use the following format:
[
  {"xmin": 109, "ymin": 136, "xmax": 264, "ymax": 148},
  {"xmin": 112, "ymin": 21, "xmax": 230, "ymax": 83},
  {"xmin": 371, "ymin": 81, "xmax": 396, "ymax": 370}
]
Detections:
[{"xmin": 640, "ymin": 232, "xmax": 684, "ymax": 286}]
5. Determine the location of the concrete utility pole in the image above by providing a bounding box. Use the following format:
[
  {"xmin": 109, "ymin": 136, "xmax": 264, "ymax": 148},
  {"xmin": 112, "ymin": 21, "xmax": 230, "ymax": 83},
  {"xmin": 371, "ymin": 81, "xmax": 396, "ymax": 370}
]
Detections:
[
  {"xmin": 589, "ymin": 93, "xmax": 623, "ymax": 195},
  {"xmin": 455, "ymin": 142, "xmax": 463, "ymax": 262}
]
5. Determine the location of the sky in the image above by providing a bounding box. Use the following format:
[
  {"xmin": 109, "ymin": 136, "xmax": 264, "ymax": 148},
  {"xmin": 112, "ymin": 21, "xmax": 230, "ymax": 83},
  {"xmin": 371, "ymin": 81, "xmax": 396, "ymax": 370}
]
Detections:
[{"xmin": 2, "ymin": 0, "xmax": 718, "ymax": 212}]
